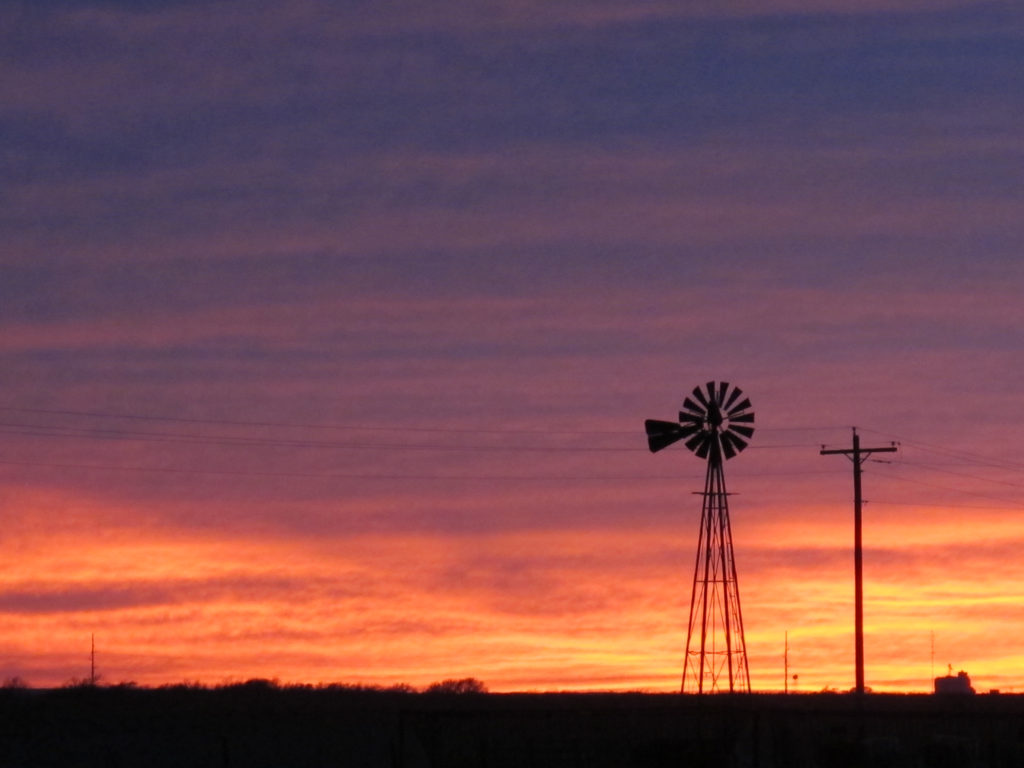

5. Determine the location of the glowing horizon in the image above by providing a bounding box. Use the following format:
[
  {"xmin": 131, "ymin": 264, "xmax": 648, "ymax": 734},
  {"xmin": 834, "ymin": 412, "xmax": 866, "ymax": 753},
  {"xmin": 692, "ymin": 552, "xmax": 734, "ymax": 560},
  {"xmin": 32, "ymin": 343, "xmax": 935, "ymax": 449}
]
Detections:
[{"xmin": 3, "ymin": 478, "xmax": 1020, "ymax": 693}]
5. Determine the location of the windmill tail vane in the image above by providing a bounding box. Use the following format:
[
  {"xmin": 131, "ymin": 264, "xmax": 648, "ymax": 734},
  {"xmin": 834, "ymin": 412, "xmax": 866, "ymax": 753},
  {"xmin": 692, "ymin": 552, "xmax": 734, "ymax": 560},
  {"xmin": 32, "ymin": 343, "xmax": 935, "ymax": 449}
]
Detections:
[{"xmin": 645, "ymin": 381, "xmax": 754, "ymax": 694}]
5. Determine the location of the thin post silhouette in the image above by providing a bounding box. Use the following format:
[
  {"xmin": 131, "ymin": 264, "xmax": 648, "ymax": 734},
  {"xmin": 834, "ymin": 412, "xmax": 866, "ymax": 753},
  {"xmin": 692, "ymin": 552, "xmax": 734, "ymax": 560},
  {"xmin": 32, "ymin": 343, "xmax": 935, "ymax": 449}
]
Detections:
[{"xmin": 821, "ymin": 427, "xmax": 897, "ymax": 694}]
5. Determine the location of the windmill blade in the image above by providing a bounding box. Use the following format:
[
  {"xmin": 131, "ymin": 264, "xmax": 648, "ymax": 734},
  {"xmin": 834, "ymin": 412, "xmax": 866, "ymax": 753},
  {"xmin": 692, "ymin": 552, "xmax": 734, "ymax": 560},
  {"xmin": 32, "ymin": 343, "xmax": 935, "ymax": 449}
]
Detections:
[
  {"xmin": 682, "ymin": 396, "xmax": 704, "ymax": 413},
  {"xmin": 681, "ymin": 397, "xmax": 705, "ymax": 418},
  {"xmin": 644, "ymin": 419, "xmax": 685, "ymax": 453},
  {"xmin": 721, "ymin": 430, "xmax": 747, "ymax": 458},
  {"xmin": 685, "ymin": 432, "xmax": 709, "ymax": 454},
  {"xmin": 729, "ymin": 411, "xmax": 754, "ymax": 424},
  {"xmin": 679, "ymin": 410, "xmax": 703, "ymax": 425},
  {"xmin": 729, "ymin": 424, "xmax": 755, "ymax": 439},
  {"xmin": 723, "ymin": 385, "xmax": 743, "ymax": 411},
  {"xmin": 721, "ymin": 429, "xmax": 745, "ymax": 451},
  {"xmin": 717, "ymin": 381, "xmax": 730, "ymax": 406},
  {"xmin": 695, "ymin": 436, "xmax": 714, "ymax": 460},
  {"xmin": 691, "ymin": 385, "xmax": 710, "ymax": 409},
  {"xmin": 720, "ymin": 433, "xmax": 738, "ymax": 460},
  {"xmin": 705, "ymin": 381, "xmax": 718, "ymax": 406},
  {"xmin": 726, "ymin": 398, "xmax": 752, "ymax": 416}
]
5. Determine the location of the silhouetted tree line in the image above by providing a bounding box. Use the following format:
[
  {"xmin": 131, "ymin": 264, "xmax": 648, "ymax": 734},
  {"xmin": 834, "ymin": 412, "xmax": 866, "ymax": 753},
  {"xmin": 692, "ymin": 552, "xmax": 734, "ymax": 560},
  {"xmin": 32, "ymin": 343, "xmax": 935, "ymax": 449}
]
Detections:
[{"xmin": 5, "ymin": 674, "xmax": 488, "ymax": 694}]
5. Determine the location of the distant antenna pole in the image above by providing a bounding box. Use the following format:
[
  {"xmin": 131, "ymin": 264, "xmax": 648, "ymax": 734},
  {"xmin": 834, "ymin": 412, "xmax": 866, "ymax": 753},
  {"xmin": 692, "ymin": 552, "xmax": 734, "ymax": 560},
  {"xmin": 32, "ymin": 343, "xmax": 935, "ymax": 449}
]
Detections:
[
  {"xmin": 90, "ymin": 633, "xmax": 96, "ymax": 685},
  {"xmin": 821, "ymin": 427, "xmax": 897, "ymax": 695},
  {"xmin": 784, "ymin": 631, "xmax": 789, "ymax": 694},
  {"xmin": 931, "ymin": 630, "xmax": 935, "ymax": 684}
]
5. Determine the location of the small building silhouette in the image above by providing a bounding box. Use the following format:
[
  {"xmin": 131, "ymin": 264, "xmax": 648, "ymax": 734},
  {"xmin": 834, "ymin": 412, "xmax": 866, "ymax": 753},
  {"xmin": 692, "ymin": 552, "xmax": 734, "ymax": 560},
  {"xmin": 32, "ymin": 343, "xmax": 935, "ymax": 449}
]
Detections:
[{"xmin": 934, "ymin": 667, "xmax": 975, "ymax": 695}]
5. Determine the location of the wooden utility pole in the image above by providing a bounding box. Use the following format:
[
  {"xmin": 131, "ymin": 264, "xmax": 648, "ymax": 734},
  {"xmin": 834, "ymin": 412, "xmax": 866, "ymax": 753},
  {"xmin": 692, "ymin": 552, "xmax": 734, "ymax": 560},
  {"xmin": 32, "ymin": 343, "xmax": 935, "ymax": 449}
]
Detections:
[{"xmin": 821, "ymin": 428, "xmax": 897, "ymax": 695}]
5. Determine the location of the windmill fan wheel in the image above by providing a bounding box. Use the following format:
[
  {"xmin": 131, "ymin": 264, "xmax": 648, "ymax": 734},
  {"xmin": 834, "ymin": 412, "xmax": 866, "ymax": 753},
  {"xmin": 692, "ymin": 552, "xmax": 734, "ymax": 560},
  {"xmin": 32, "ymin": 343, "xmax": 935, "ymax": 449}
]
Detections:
[{"xmin": 644, "ymin": 381, "xmax": 755, "ymax": 460}]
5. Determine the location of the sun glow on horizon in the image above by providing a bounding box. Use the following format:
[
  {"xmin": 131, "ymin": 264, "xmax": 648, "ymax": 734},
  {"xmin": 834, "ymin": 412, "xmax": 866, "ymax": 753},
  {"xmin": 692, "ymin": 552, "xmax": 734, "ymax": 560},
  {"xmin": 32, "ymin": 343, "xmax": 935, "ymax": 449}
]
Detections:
[{"xmin": 3, "ymin": 484, "xmax": 1022, "ymax": 694}]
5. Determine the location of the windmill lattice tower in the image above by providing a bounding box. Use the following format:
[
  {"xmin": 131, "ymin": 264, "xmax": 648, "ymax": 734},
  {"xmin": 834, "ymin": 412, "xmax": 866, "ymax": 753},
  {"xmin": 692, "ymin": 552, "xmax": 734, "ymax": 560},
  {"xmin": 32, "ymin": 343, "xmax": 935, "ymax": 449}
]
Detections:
[{"xmin": 645, "ymin": 381, "xmax": 754, "ymax": 694}]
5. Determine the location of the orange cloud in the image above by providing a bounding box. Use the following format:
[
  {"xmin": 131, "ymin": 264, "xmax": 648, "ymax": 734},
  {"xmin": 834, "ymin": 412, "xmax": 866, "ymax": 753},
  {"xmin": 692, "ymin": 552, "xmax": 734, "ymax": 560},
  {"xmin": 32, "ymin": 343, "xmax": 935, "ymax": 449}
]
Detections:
[{"xmin": 4, "ymin": 481, "xmax": 1023, "ymax": 693}]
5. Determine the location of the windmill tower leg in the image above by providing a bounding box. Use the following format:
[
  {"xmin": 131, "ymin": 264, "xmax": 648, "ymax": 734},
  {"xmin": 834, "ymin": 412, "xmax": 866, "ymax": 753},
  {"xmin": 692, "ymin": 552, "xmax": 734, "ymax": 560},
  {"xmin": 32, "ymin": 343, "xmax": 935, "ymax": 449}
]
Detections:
[{"xmin": 682, "ymin": 455, "xmax": 750, "ymax": 693}]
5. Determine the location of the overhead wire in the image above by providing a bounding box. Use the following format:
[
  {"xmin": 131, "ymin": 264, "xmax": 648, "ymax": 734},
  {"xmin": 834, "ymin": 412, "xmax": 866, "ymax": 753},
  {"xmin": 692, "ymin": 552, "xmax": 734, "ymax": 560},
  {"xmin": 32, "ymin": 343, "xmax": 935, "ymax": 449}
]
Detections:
[
  {"xmin": 0, "ymin": 457, "xmax": 683, "ymax": 482},
  {"xmin": 887, "ymin": 458, "xmax": 1024, "ymax": 491},
  {"xmin": 852, "ymin": 428, "xmax": 1024, "ymax": 509},
  {"xmin": 0, "ymin": 405, "xmax": 847, "ymax": 438},
  {"xmin": 868, "ymin": 499, "xmax": 1024, "ymax": 512},
  {"xmin": 0, "ymin": 406, "xmax": 640, "ymax": 436},
  {"xmin": 872, "ymin": 472, "xmax": 1024, "ymax": 509},
  {"xmin": 860, "ymin": 426, "xmax": 1024, "ymax": 473},
  {"xmin": 0, "ymin": 415, "xmax": 824, "ymax": 454},
  {"xmin": 0, "ymin": 421, "xmax": 645, "ymax": 453},
  {"xmin": 1, "ymin": 407, "xmax": 1021, "ymax": 499},
  {"xmin": 0, "ymin": 404, "xmax": 853, "ymax": 484},
  {"xmin": 0, "ymin": 455, "xmax": 846, "ymax": 482}
]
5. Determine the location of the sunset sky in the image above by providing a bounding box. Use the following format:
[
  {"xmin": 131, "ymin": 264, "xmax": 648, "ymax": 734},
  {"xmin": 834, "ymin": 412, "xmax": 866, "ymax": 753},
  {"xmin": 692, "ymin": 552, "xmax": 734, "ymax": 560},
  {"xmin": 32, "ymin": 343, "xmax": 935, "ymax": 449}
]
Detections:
[{"xmin": 3, "ymin": 0, "xmax": 1024, "ymax": 693}]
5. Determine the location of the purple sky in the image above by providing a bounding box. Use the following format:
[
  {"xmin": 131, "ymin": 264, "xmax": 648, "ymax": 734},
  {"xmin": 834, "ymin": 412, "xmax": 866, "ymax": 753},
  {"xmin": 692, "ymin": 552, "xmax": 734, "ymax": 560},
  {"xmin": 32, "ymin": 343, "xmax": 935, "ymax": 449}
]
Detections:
[{"xmin": 2, "ymin": 0, "xmax": 1024, "ymax": 690}]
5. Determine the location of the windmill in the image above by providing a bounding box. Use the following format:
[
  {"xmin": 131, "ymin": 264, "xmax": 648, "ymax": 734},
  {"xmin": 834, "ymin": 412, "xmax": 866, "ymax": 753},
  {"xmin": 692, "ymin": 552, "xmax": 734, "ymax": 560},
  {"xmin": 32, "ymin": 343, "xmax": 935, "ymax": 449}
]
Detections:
[{"xmin": 645, "ymin": 381, "xmax": 754, "ymax": 693}]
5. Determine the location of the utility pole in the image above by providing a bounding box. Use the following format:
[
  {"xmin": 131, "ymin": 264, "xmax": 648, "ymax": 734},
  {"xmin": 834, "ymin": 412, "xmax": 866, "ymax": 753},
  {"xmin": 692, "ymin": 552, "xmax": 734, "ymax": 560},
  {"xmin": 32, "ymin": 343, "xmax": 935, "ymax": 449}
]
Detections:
[
  {"xmin": 90, "ymin": 634, "xmax": 96, "ymax": 685},
  {"xmin": 821, "ymin": 428, "xmax": 897, "ymax": 695}
]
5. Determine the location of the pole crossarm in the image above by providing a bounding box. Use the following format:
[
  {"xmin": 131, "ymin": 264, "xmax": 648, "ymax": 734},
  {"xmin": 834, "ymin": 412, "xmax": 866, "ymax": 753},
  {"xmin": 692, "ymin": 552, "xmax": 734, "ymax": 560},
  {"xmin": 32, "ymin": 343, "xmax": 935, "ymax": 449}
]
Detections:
[
  {"xmin": 820, "ymin": 427, "xmax": 897, "ymax": 695},
  {"xmin": 820, "ymin": 447, "xmax": 897, "ymax": 462}
]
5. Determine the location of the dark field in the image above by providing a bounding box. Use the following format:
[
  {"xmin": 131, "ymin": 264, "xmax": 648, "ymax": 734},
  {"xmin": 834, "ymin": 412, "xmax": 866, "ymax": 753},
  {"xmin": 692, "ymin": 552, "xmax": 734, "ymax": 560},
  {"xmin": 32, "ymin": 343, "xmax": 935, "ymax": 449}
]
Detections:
[{"xmin": 3, "ymin": 685, "xmax": 1024, "ymax": 767}]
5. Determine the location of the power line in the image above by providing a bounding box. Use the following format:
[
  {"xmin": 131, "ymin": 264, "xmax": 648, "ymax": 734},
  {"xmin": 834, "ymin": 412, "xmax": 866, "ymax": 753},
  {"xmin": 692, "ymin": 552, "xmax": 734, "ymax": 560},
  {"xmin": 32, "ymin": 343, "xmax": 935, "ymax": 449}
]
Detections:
[
  {"xmin": 880, "ymin": 471, "xmax": 1024, "ymax": 507},
  {"xmin": 870, "ymin": 499, "xmax": 1024, "ymax": 512},
  {"xmin": 0, "ymin": 457, "xmax": 845, "ymax": 482},
  {"xmin": 4, "ymin": 407, "xmax": 1022, "ymax": 499},
  {"xmin": 890, "ymin": 459, "xmax": 1024, "ymax": 491},
  {"xmin": 0, "ymin": 406, "xmax": 634, "ymax": 436},
  {"xmin": 0, "ymin": 418, "xmax": 824, "ymax": 454},
  {"xmin": 860, "ymin": 426, "xmax": 1024, "ymax": 473},
  {"xmin": 0, "ymin": 458, "xmax": 654, "ymax": 481},
  {"xmin": 0, "ymin": 422, "xmax": 641, "ymax": 453},
  {"xmin": 0, "ymin": 405, "xmax": 847, "ymax": 438}
]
